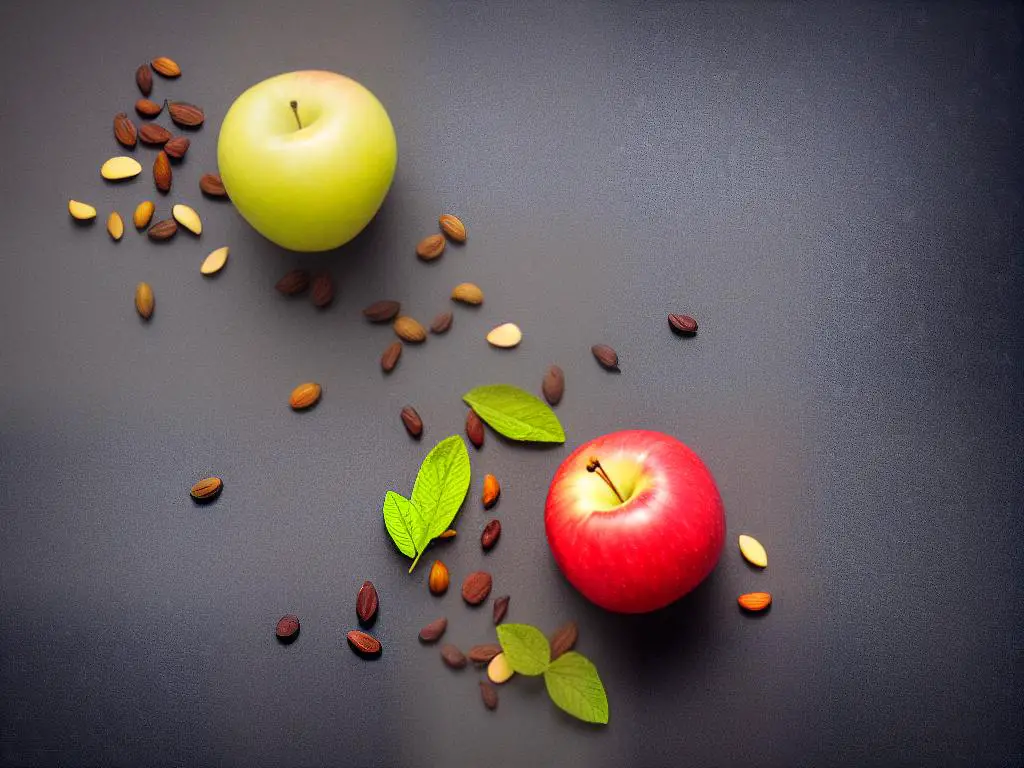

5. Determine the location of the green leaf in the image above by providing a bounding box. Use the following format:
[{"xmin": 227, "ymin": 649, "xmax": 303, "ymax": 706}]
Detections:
[
  {"xmin": 463, "ymin": 385, "xmax": 565, "ymax": 444},
  {"xmin": 543, "ymin": 652, "xmax": 609, "ymax": 725},
  {"xmin": 496, "ymin": 623, "xmax": 551, "ymax": 676},
  {"xmin": 411, "ymin": 435, "xmax": 471, "ymax": 545},
  {"xmin": 381, "ymin": 490, "xmax": 422, "ymax": 559}
]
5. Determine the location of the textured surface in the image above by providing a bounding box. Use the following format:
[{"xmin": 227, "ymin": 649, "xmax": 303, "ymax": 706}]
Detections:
[{"xmin": 1, "ymin": 2, "xmax": 1022, "ymax": 767}]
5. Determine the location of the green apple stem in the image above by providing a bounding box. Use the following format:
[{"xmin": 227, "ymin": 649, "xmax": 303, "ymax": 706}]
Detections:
[
  {"xmin": 289, "ymin": 100, "xmax": 302, "ymax": 130},
  {"xmin": 587, "ymin": 458, "xmax": 625, "ymax": 503}
]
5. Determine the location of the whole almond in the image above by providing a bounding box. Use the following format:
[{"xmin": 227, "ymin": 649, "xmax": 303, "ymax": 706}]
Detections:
[
  {"xmin": 139, "ymin": 123, "xmax": 172, "ymax": 145},
  {"xmin": 428, "ymin": 560, "xmax": 449, "ymax": 595},
  {"xmin": 440, "ymin": 644, "xmax": 467, "ymax": 670},
  {"xmin": 549, "ymin": 620, "xmax": 578, "ymax": 660},
  {"xmin": 492, "ymin": 595, "xmax": 510, "ymax": 625},
  {"xmin": 479, "ymin": 682, "xmax": 498, "ymax": 711},
  {"xmin": 168, "ymin": 102, "xmax": 204, "ymax": 128},
  {"xmin": 418, "ymin": 617, "xmax": 447, "ymax": 643},
  {"xmin": 164, "ymin": 136, "xmax": 190, "ymax": 159},
  {"xmin": 416, "ymin": 233, "xmax": 445, "ymax": 260},
  {"xmin": 481, "ymin": 519, "xmax": 501, "ymax": 551},
  {"xmin": 482, "ymin": 474, "xmax": 500, "ymax": 509},
  {"xmin": 151, "ymin": 57, "xmax": 181, "ymax": 77},
  {"xmin": 289, "ymin": 381, "xmax": 322, "ymax": 410},
  {"xmin": 363, "ymin": 299, "xmax": 401, "ymax": 323},
  {"xmin": 68, "ymin": 200, "xmax": 97, "ymax": 221},
  {"xmin": 467, "ymin": 644, "xmax": 502, "ymax": 664},
  {"xmin": 113, "ymin": 113, "xmax": 137, "ymax": 148},
  {"xmin": 275, "ymin": 269, "xmax": 310, "ymax": 296},
  {"xmin": 199, "ymin": 173, "xmax": 228, "ymax": 197},
  {"xmin": 592, "ymin": 343, "xmax": 620, "ymax": 371},
  {"xmin": 451, "ymin": 282, "xmax": 484, "ymax": 305},
  {"xmin": 738, "ymin": 534, "xmax": 768, "ymax": 568},
  {"xmin": 100, "ymin": 156, "xmax": 143, "ymax": 181},
  {"xmin": 461, "ymin": 571, "xmax": 492, "ymax": 606},
  {"xmin": 135, "ymin": 99, "xmax": 163, "ymax": 118},
  {"xmin": 393, "ymin": 316, "xmax": 427, "ymax": 344},
  {"xmin": 356, "ymin": 581, "xmax": 379, "ymax": 625},
  {"xmin": 401, "ymin": 405, "xmax": 423, "ymax": 438},
  {"xmin": 133, "ymin": 201, "xmax": 155, "ymax": 229},
  {"xmin": 147, "ymin": 219, "xmax": 177, "ymax": 241},
  {"xmin": 134, "ymin": 282, "xmax": 154, "ymax": 320},
  {"xmin": 311, "ymin": 273, "xmax": 334, "ymax": 308},
  {"xmin": 381, "ymin": 341, "xmax": 402, "ymax": 373},
  {"xmin": 542, "ymin": 365, "xmax": 565, "ymax": 405},
  {"xmin": 487, "ymin": 652, "xmax": 514, "ymax": 684},
  {"xmin": 153, "ymin": 151, "xmax": 172, "ymax": 193},
  {"xmin": 190, "ymin": 476, "xmax": 223, "ymax": 502},
  {"xmin": 172, "ymin": 204, "xmax": 202, "ymax": 235},
  {"xmin": 275, "ymin": 614, "xmax": 300, "ymax": 641},
  {"xmin": 486, "ymin": 322, "xmax": 523, "ymax": 349},
  {"xmin": 135, "ymin": 64, "xmax": 153, "ymax": 96},
  {"xmin": 346, "ymin": 629, "xmax": 382, "ymax": 657},
  {"xmin": 466, "ymin": 409, "xmax": 484, "ymax": 449},
  {"xmin": 668, "ymin": 313, "xmax": 699, "ymax": 335},
  {"xmin": 107, "ymin": 212, "xmax": 124, "ymax": 241},
  {"xmin": 439, "ymin": 214, "xmax": 467, "ymax": 243},
  {"xmin": 430, "ymin": 311, "xmax": 453, "ymax": 334},
  {"xmin": 200, "ymin": 246, "xmax": 230, "ymax": 276},
  {"xmin": 737, "ymin": 592, "xmax": 773, "ymax": 612}
]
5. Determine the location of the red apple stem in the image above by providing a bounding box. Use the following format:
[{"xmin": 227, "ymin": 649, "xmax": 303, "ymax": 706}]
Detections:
[
  {"xmin": 587, "ymin": 458, "xmax": 625, "ymax": 503},
  {"xmin": 290, "ymin": 100, "xmax": 302, "ymax": 130}
]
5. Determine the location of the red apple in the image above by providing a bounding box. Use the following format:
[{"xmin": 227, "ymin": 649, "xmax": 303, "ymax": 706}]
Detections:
[{"xmin": 544, "ymin": 430, "xmax": 725, "ymax": 613}]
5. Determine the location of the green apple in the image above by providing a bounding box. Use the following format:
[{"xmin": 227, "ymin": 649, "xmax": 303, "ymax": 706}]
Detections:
[{"xmin": 217, "ymin": 70, "xmax": 397, "ymax": 252}]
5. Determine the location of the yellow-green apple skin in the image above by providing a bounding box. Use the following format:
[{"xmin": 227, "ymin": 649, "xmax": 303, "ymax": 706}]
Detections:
[{"xmin": 217, "ymin": 71, "xmax": 397, "ymax": 252}]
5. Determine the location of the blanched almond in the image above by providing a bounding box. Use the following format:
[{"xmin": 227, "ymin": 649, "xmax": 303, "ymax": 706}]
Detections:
[
  {"xmin": 200, "ymin": 246, "xmax": 229, "ymax": 276},
  {"xmin": 172, "ymin": 204, "xmax": 202, "ymax": 235},
  {"xmin": 100, "ymin": 156, "xmax": 143, "ymax": 180},
  {"xmin": 486, "ymin": 322, "xmax": 522, "ymax": 348},
  {"xmin": 487, "ymin": 652, "xmax": 514, "ymax": 684},
  {"xmin": 107, "ymin": 212, "xmax": 124, "ymax": 241},
  {"xmin": 738, "ymin": 534, "xmax": 768, "ymax": 568},
  {"xmin": 68, "ymin": 200, "xmax": 97, "ymax": 220}
]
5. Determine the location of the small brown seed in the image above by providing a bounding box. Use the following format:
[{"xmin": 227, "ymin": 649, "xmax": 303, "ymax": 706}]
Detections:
[
  {"xmin": 430, "ymin": 311, "xmax": 453, "ymax": 334},
  {"xmin": 440, "ymin": 644, "xmax": 467, "ymax": 669},
  {"xmin": 362, "ymin": 299, "xmax": 401, "ymax": 323},
  {"xmin": 542, "ymin": 365, "xmax": 565, "ymax": 406},
  {"xmin": 289, "ymin": 382, "xmax": 321, "ymax": 410},
  {"xmin": 311, "ymin": 273, "xmax": 334, "ymax": 308},
  {"xmin": 439, "ymin": 214, "xmax": 467, "ymax": 243},
  {"xmin": 190, "ymin": 476, "xmax": 223, "ymax": 502},
  {"xmin": 401, "ymin": 405, "xmax": 423, "ymax": 438},
  {"xmin": 134, "ymin": 282, "xmax": 154, "ymax": 320},
  {"xmin": 113, "ymin": 113, "xmax": 137, "ymax": 148},
  {"xmin": 467, "ymin": 644, "xmax": 503, "ymax": 664},
  {"xmin": 428, "ymin": 560, "xmax": 449, "ymax": 595},
  {"xmin": 151, "ymin": 56, "xmax": 181, "ymax": 77},
  {"xmin": 492, "ymin": 595, "xmax": 510, "ymax": 625},
  {"xmin": 275, "ymin": 614, "xmax": 300, "ymax": 640},
  {"xmin": 347, "ymin": 629, "xmax": 382, "ymax": 657},
  {"xmin": 139, "ymin": 123, "xmax": 172, "ymax": 145},
  {"xmin": 461, "ymin": 571, "xmax": 492, "ymax": 606},
  {"xmin": 668, "ymin": 313, "xmax": 699, "ymax": 335},
  {"xmin": 482, "ymin": 474, "xmax": 500, "ymax": 509},
  {"xmin": 451, "ymin": 282, "xmax": 484, "ymax": 305},
  {"xmin": 418, "ymin": 617, "xmax": 447, "ymax": 643},
  {"xmin": 164, "ymin": 136, "xmax": 190, "ymax": 159},
  {"xmin": 135, "ymin": 99, "xmax": 163, "ymax": 118},
  {"xmin": 199, "ymin": 173, "xmax": 228, "ymax": 197},
  {"xmin": 393, "ymin": 316, "xmax": 427, "ymax": 343},
  {"xmin": 380, "ymin": 342, "xmax": 402, "ymax": 373},
  {"xmin": 416, "ymin": 233, "xmax": 445, "ymax": 260},
  {"xmin": 592, "ymin": 344, "xmax": 619, "ymax": 371},
  {"xmin": 466, "ymin": 410, "xmax": 484, "ymax": 449},
  {"xmin": 356, "ymin": 581, "xmax": 379, "ymax": 625},
  {"xmin": 135, "ymin": 64, "xmax": 153, "ymax": 96},
  {"xmin": 275, "ymin": 269, "xmax": 310, "ymax": 296},
  {"xmin": 168, "ymin": 102, "xmax": 204, "ymax": 128},
  {"xmin": 481, "ymin": 519, "xmax": 501, "ymax": 552},
  {"xmin": 147, "ymin": 219, "xmax": 177, "ymax": 241},
  {"xmin": 133, "ymin": 201, "xmax": 155, "ymax": 229},
  {"xmin": 479, "ymin": 682, "xmax": 499, "ymax": 711},
  {"xmin": 549, "ymin": 620, "xmax": 579, "ymax": 660},
  {"xmin": 153, "ymin": 151, "xmax": 172, "ymax": 193}
]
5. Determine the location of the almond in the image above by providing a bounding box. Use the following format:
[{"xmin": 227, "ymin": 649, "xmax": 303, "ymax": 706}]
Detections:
[
  {"xmin": 100, "ymin": 156, "xmax": 142, "ymax": 181},
  {"xmin": 135, "ymin": 99, "xmax": 163, "ymax": 118},
  {"xmin": 416, "ymin": 233, "xmax": 445, "ymax": 260},
  {"xmin": 346, "ymin": 629, "xmax": 382, "ymax": 657},
  {"xmin": 199, "ymin": 173, "xmax": 227, "ymax": 197},
  {"xmin": 401, "ymin": 405, "xmax": 423, "ymax": 438},
  {"xmin": 139, "ymin": 123, "xmax": 171, "ymax": 145},
  {"xmin": 451, "ymin": 282, "xmax": 484, "ymax": 305},
  {"xmin": 135, "ymin": 64, "xmax": 153, "ymax": 96},
  {"xmin": 107, "ymin": 212, "xmax": 124, "ymax": 241},
  {"xmin": 172, "ymin": 204, "xmax": 202, "ymax": 235},
  {"xmin": 549, "ymin": 621, "xmax": 579, "ymax": 660},
  {"xmin": 190, "ymin": 476, "xmax": 223, "ymax": 502},
  {"xmin": 428, "ymin": 561, "xmax": 449, "ymax": 595},
  {"xmin": 487, "ymin": 652, "xmax": 514, "ymax": 684},
  {"xmin": 289, "ymin": 382, "xmax": 321, "ymax": 410},
  {"xmin": 164, "ymin": 136, "xmax": 190, "ymax": 159},
  {"xmin": 542, "ymin": 365, "xmax": 565, "ymax": 406},
  {"xmin": 133, "ymin": 201, "xmax": 155, "ymax": 229},
  {"xmin": 418, "ymin": 617, "xmax": 447, "ymax": 643},
  {"xmin": 151, "ymin": 57, "xmax": 181, "ymax": 77},
  {"xmin": 492, "ymin": 594, "xmax": 509, "ymax": 625},
  {"xmin": 68, "ymin": 200, "xmax": 97, "ymax": 221},
  {"xmin": 393, "ymin": 316, "xmax": 427, "ymax": 344},
  {"xmin": 467, "ymin": 644, "xmax": 503, "ymax": 664},
  {"xmin": 737, "ymin": 592, "xmax": 773, "ymax": 612},
  {"xmin": 168, "ymin": 102, "xmax": 204, "ymax": 128},
  {"xmin": 439, "ymin": 214, "xmax": 467, "ymax": 243},
  {"xmin": 356, "ymin": 581, "xmax": 379, "ymax": 625},
  {"xmin": 362, "ymin": 299, "xmax": 401, "ymax": 323},
  {"xmin": 275, "ymin": 269, "xmax": 310, "ymax": 295},
  {"xmin": 486, "ymin": 322, "xmax": 522, "ymax": 348},
  {"xmin": 591, "ymin": 343, "xmax": 619, "ymax": 371},
  {"xmin": 481, "ymin": 519, "xmax": 501, "ymax": 552},
  {"xmin": 438, "ymin": 529, "xmax": 457, "ymax": 539},
  {"xmin": 461, "ymin": 571, "xmax": 492, "ymax": 606},
  {"xmin": 380, "ymin": 341, "xmax": 402, "ymax": 373},
  {"xmin": 668, "ymin": 313, "xmax": 699, "ymax": 335},
  {"xmin": 479, "ymin": 682, "xmax": 499, "ymax": 711},
  {"xmin": 153, "ymin": 151, "xmax": 172, "ymax": 193},
  {"xmin": 147, "ymin": 219, "xmax": 177, "ymax": 241},
  {"xmin": 482, "ymin": 474, "xmax": 500, "ymax": 509},
  {"xmin": 134, "ymin": 282, "xmax": 154, "ymax": 320},
  {"xmin": 466, "ymin": 409, "xmax": 484, "ymax": 449},
  {"xmin": 311, "ymin": 272, "xmax": 334, "ymax": 308},
  {"xmin": 738, "ymin": 534, "xmax": 768, "ymax": 568},
  {"xmin": 440, "ymin": 644, "xmax": 467, "ymax": 670},
  {"xmin": 430, "ymin": 311, "xmax": 453, "ymax": 334},
  {"xmin": 113, "ymin": 113, "xmax": 137, "ymax": 148},
  {"xmin": 200, "ymin": 246, "xmax": 229, "ymax": 276}
]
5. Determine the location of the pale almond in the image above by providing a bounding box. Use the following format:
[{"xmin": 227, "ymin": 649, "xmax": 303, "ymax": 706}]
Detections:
[
  {"xmin": 172, "ymin": 204, "xmax": 202, "ymax": 235},
  {"xmin": 107, "ymin": 212, "xmax": 124, "ymax": 241},
  {"xmin": 101, "ymin": 156, "xmax": 143, "ymax": 181},
  {"xmin": 68, "ymin": 200, "xmax": 97, "ymax": 221},
  {"xmin": 133, "ymin": 201, "xmax": 155, "ymax": 229},
  {"xmin": 200, "ymin": 246, "xmax": 229, "ymax": 276},
  {"xmin": 738, "ymin": 534, "xmax": 768, "ymax": 568},
  {"xmin": 487, "ymin": 652, "xmax": 514, "ymax": 684},
  {"xmin": 486, "ymin": 322, "xmax": 522, "ymax": 348}
]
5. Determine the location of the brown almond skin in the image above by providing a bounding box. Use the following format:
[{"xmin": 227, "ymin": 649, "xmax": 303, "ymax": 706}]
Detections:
[
  {"xmin": 439, "ymin": 214, "xmax": 467, "ymax": 243},
  {"xmin": 275, "ymin": 614, "xmax": 300, "ymax": 642},
  {"xmin": 668, "ymin": 313, "xmax": 699, "ymax": 335},
  {"xmin": 451, "ymin": 282, "xmax": 484, "ymax": 305},
  {"xmin": 147, "ymin": 219, "xmax": 177, "ymax": 241},
  {"xmin": 275, "ymin": 269, "xmax": 310, "ymax": 296},
  {"xmin": 430, "ymin": 311, "xmax": 453, "ymax": 334},
  {"xmin": 592, "ymin": 344, "xmax": 620, "ymax": 371},
  {"xmin": 362, "ymin": 299, "xmax": 401, "ymax": 323},
  {"xmin": 135, "ymin": 64, "xmax": 153, "ymax": 96},
  {"xmin": 381, "ymin": 341, "xmax": 402, "ymax": 373},
  {"xmin": 492, "ymin": 595, "xmax": 510, "ymax": 625},
  {"xmin": 153, "ymin": 151, "xmax": 172, "ymax": 193},
  {"xmin": 481, "ymin": 519, "xmax": 501, "ymax": 551},
  {"xmin": 151, "ymin": 57, "xmax": 181, "ymax": 77},
  {"xmin": 135, "ymin": 99, "xmax": 163, "ymax": 118},
  {"xmin": 462, "ymin": 571, "xmax": 493, "ymax": 606},
  {"xmin": 416, "ymin": 233, "xmax": 445, "ymax": 260},
  {"xmin": 542, "ymin": 365, "xmax": 565, "ymax": 406},
  {"xmin": 347, "ymin": 630, "xmax": 382, "ymax": 657},
  {"xmin": 168, "ymin": 102, "xmax": 204, "ymax": 128},
  {"xmin": 135, "ymin": 282, "xmax": 154, "ymax": 320},
  {"xmin": 113, "ymin": 113, "xmax": 137, "ymax": 148},
  {"xmin": 419, "ymin": 617, "xmax": 448, "ymax": 643},
  {"xmin": 401, "ymin": 405, "xmax": 423, "ymax": 438},
  {"xmin": 440, "ymin": 644, "xmax": 467, "ymax": 669},
  {"xmin": 199, "ymin": 173, "xmax": 228, "ymax": 197},
  {"xmin": 311, "ymin": 273, "xmax": 334, "ymax": 308},
  {"xmin": 479, "ymin": 682, "xmax": 498, "ymax": 710},
  {"xmin": 467, "ymin": 644, "xmax": 503, "ymax": 664},
  {"xmin": 428, "ymin": 561, "xmax": 449, "ymax": 595},
  {"xmin": 164, "ymin": 136, "xmax": 190, "ymax": 159},
  {"xmin": 482, "ymin": 474, "xmax": 500, "ymax": 508},
  {"xmin": 190, "ymin": 476, "xmax": 223, "ymax": 502},
  {"xmin": 549, "ymin": 620, "xmax": 579, "ymax": 660},
  {"xmin": 393, "ymin": 316, "xmax": 427, "ymax": 343},
  {"xmin": 356, "ymin": 581, "xmax": 379, "ymax": 626},
  {"xmin": 139, "ymin": 123, "xmax": 172, "ymax": 146},
  {"xmin": 466, "ymin": 410, "xmax": 484, "ymax": 449},
  {"xmin": 289, "ymin": 382, "xmax": 322, "ymax": 410},
  {"xmin": 737, "ymin": 592, "xmax": 772, "ymax": 612}
]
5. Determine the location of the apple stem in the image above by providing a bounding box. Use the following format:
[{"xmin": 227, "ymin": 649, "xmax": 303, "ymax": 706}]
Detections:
[
  {"xmin": 587, "ymin": 458, "xmax": 625, "ymax": 503},
  {"xmin": 290, "ymin": 100, "xmax": 302, "ymax": 130}
]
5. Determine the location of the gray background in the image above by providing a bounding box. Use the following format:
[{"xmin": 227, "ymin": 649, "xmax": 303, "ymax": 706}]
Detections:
[{"xmin": 1, "ymin": 2, "xmax": 1021, "ymax": 766}]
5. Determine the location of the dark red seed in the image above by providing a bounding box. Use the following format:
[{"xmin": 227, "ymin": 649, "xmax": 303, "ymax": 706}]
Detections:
[{"xmin": 668, "ymin": 313, "xmax": 698, "ymax": 335}]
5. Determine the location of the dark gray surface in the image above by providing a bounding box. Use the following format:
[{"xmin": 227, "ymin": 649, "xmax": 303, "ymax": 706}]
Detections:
[{"xmin": 1, "ymin": 2, "xmax": 1022, "ymax": 766}]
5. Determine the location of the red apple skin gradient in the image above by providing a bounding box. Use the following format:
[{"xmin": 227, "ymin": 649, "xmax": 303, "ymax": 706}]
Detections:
[{"xmin": 544, "ymin": 430, "xmax": 725, "ymax": 613}]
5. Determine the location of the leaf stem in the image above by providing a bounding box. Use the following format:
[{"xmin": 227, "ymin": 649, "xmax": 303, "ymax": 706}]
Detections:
[
  {"xmin": 586, "ymin": 458, "xmax": 624, "ymax": 503},
  {"xmin": 408, "ymin": 548, "xmax": 424, "ymax": 573}
]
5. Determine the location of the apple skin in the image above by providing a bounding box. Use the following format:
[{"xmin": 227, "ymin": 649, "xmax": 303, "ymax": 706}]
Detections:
[
  {"xmin": 544, "ymin": 430, "xmax": 725, "ymax": 613},
  {"xmin": 217, "ymin": 70, "xmax": 397, "ymax": 252}
]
